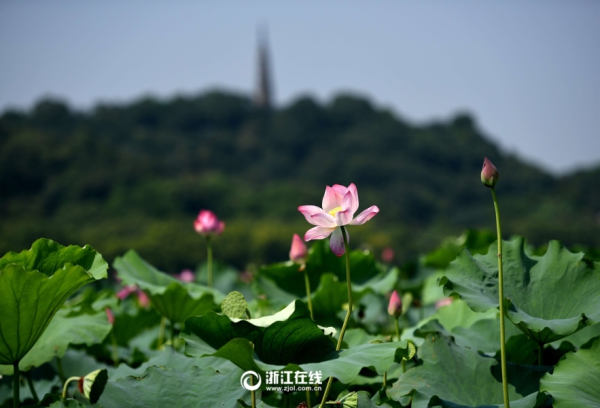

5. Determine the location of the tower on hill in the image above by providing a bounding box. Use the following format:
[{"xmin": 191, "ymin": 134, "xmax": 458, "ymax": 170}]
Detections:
[{"xmin": 254, "ymin": 26, "xmax": 273, "ymax": 109}]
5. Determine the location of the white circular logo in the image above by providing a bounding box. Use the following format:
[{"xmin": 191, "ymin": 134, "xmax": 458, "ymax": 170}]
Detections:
[{"xmin": 240, "ymin": 371, "xmax": 261, "ymax": 391}]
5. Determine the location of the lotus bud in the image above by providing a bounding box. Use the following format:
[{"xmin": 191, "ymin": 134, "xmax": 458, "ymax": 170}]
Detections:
[
  {"xmin": 481, "ymin": 157, "xmax": 499, "ymax": 188},
  {"xmin": 289, "ymin": 234, "xmax": 308, "ymax": 268},
  {"xmin": 136, "ymin": 289, "xmax": 150, "ymax": 308},
  {"xmin": 178, "ymin": 269, "xmax": 195, "ymax": 282},
  {"xmin": 194, "ymin": 210, "xmax": 225, "ymax": 236},
  {"xmin": 104, "ymin": 308, "xmax": 114, "ymax": 325},
  {"xmin": 388, "ymin": 290, "xmax": 402, "ymax": 318}
]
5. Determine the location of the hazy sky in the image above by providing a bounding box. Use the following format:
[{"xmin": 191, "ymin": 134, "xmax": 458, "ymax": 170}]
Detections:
[{"xmin": 1, "ymin": 1, "xmax": 599, "ymax": 174}]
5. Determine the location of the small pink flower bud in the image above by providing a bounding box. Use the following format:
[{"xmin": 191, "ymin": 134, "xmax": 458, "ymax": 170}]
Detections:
[
  {"xmin": 105, "ymin": 308, "xmax": 115, "ymax": 325},
  {"xmin": 178, "ymin": 269, "xmax": 195, "ymax": 283},
  {"xmin": 481, "ymin": 157, "xmax": 499, "ymax": 188},
  {"xmin": 382, "ymin": 247, "xmax": 394, "ymax": 263},
  {"xmin": 289, "ymin": 234, "xmax": 308, "ymax": 266},
  {"xmin": 136, "ymin": 290, "xmax": 150, "ymax": 308},
  {"xmin": 388, "ymin": 290, "xmax": 402, "ymax": 318},
  {"xmin": 435, "ymin": 297, "xmax": 454, "ymax": 309},
  {"xmin": 116, "ymin": 285, "xmax": 137, "ymax": 300},
  {"xmin": 194, "ymin": 210, "xmax": 225, "ymax": 236}
]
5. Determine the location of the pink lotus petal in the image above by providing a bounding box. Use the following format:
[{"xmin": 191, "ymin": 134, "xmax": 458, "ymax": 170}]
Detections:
[
  {"xmin": 304, "ymin": 226, "xmax": 336, "ymax": 241},
  {"xmin": 105, "ymin": 308, "xmax": 115, "ymax": 325},
  {"xmin": 329, "ymin": 227, "xmax": 348, "ymax": 257},
  {"xmin": 347, "ymin": 183, "xmax": 359, "ymax": 214},
  {"xmin": 116, "ymin": 285, "xmax": 137, "ymax": 300},
  {"xmin": 179, "ymin": 269, "xmax": 195, "ymax": 282},
  {"xmin": 331, "ymin": 184, "xmax": 348, "ymax": 195},
  {"xmin": 350, "ymin": 205, "xmax": 379, "ymax": 225},
  {"xmin": 194, "ymin": 210, "xmax": 225, "ymax": 236},
  {"xmin": 322, "ymin": 186, "xmax": 344, "ymax": 213},
  {"xmin": 298, "ymin": 205, "xmax": 335, "ymax": 226},
  {"xmin": 335, "ymin": 208, "xmax": 353, "ymax": 226},
  {"xmin": 136, "ymin": 290, "xmax": 150, "ymax": 308}
]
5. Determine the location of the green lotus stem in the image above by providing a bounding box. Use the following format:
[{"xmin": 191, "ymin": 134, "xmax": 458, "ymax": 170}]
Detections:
[
  {"xmin": 13, "ymin": 362, "xmax": 19, "ymax": 408},
  {"xmin": 394, "ymin": 318, "xmax": 407, "ymax": 373},
  {"xmin": 170, "ymin": 320, "xmax": 175, "ymax": 345},
  {"xmin": 207, "ymin": 235, "xmax": 213, "ymax": 288},
  {"xmin": 26, "ymin": 371, "xmax": 39, "ymax": 402},
  {"xmin": 383, "ymin": 371, "xmax": 387, "ymax": 387},
  {"xmin": 111, "ymin": 331, "xmax": 119, "ymax": 367},
  {"xmin": 320, "ymin": 226, "xmax": 353, "ymax": 407},
  {"xmin": 304, "ymin": 269, "xmax": 314, "ymax": 320},
  {"xmin": 306, "ymin": 389, "xmax": 312, "ymax": 408},
  {"xmin": 157, "ymin": 316, "xmax": 166, "ymax": 349},
  {"xmin": 62, "ymin": 376, "xmax": 80, "ymax": 399},
  {"xmin": 250, "ymin": 375, "xmax": 255, "ymax": 408},
  {"xmin": 491, "ymin": 187, "xmax": 510, "ymax": 408},
  {"xmin": 56, "ymin": 357, "xmax": 66, "ymax": 382}
]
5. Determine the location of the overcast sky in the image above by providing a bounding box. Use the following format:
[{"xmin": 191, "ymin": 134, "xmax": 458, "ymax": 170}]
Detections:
[{"xmin": 1, "ymin": 1, "xmax": 598, "ymax": 174}]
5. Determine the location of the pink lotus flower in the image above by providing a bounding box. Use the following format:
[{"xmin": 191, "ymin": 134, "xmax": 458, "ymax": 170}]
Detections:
[
  {"xmin": 136, "ymin": 290, "xmax": 150, "ymax": 308},
  {"xmin": 298, "ymin": 183, "xmax": 379, "ymax": 256},
  {"xmin": 194, "ymin": 210, "xmax": 225, "ymax": 236},
  {"xmin": 289, "ymin": 234, "xmax": 308, "ymax": 264},
  {"xmin": 388, "ymin": 290, "xmax": 402, "ymax": 318},
  {"xmin": 481, "ymin": 157, "xmax": 499, "ymax": 187},
  {"xmin": 178, "ymin": 269, "xmax": 195, "ymax": 283},
  {"xmin": 116, "ymin": 285, "xmax": 137, "ymax": 300}
]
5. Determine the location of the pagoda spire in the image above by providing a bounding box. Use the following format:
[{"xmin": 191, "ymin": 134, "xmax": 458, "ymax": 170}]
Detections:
[{"xmin": 254, "ymin": 25, "xmax": 273, "ymax": 109}]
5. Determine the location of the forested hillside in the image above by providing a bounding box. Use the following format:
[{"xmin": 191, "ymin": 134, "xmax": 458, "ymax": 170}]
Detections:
[{"xmin": 1, "ymin": 91, "xmax": 598, "ymax": 271}]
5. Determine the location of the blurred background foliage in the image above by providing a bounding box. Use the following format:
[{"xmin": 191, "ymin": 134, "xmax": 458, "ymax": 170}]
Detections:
[{"xmin": 1, "ymin": 90, "xmax": 598, "ymax": 272}]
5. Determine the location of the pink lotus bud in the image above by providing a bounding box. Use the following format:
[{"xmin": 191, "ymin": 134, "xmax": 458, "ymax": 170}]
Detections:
[
  {"xmin": 435, "ymin": 297, "xmax": 454, "ymax": 309},
  {"xmin": 382, "ymin": 247, "xmax": 394, "ymax": 263},
  {"xmin": 194, "ymin": 210, "xmax": 225, "ymax": 236},
  {"xmin": 289, "ymin": 234, "xmax": 308, "ymax": 265},
  {"xmin": 136, "ymin": 290, "xmax": 150, "ymax": 308},
  {"xmin": 388, "ymin": 290, "xmax": 402, "ymax": 318},
  {"xmin": 481, "ymin": 157, "xmax": 499, "ymax": 187},
  {"xmin": 116, "ymin": 285, "xmax": 137, "ymax": 300},
  {"xmin": 105, "ymin": 308, "xmax": 115, "ymax": 325},
  {"xmin": 178, "ymin": 269, "xmax": 195, "ymax": 283}
]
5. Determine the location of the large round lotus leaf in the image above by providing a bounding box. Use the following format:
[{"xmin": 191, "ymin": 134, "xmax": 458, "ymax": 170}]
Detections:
[
  {"xmin": 114, "ymin": 250, "xmax": 222, "ymax": 323},
  {"xmin": 439, "ymin": 237, "xmax": 600, "ymax": 344},
  {"xmin": 387, "ymin": 332, "xmax": 551, "ymax": 408},
  {"xmin": 540, "ymin": 336, "xmax": 600, "ymax": 408},
  {"xmin": 0, "ymin": 239, "xmax": 107, "ymax": 366}
]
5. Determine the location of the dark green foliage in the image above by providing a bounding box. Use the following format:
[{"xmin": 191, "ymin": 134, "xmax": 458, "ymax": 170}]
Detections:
[{"xmin": 1, "ymin": 91, "xmax": 598, "ymax": 271}]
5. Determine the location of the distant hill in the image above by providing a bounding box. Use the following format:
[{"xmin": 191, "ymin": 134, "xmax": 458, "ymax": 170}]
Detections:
[{"xmin": 1, "ymin": 91, "xmax": 598, "ymax": 271}]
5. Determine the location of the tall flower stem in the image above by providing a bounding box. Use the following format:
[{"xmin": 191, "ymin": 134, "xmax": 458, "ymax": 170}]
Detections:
[
  {"xmin": 491, "ymin": 187, "xmax": 510, "ymax": 408},
  {"xmin": 206, "ymin": 235, "xmax": 213, "ymax": 288},
  {"xmin": 26, "ymin": 371, "xmax": 39, "ymax": 402},
  {"xmin": 157, "ymin": 316, "xmax": 166, "ymax": 349},
  {"xmin": 303, "ymin": 269, "xmax": 314, "ymax": 320},
  {"xmin": 394, "ymin": 319, "xmax": 406, "ymax": 372},
  {"xmin": 13, "ymin": 362, "xmax": 19, "ymax": 408},
  {"xmin": 319, "ymin": 226, "xmax": 353, "ymax": 407}
]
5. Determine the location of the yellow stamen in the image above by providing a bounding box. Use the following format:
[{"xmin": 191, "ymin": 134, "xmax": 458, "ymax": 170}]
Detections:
[{"xmin": 328, "ymin": 206, "xmax": 342, "ymax": 216}]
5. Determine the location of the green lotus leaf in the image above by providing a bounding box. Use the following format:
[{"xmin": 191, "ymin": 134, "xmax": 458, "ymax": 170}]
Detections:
[
  {"xmin": 540, "ymin": 336, "xmax": 600, "ymax": 408},
  {"xmin": 439, "ymin": 237, "xmax": 600, "ymax": 344},
  {"xmin": 0, "ymin": 307, "xmax": 111, "ymax": 374},
  {"xmin": 98, "ymin": 365, "xmax": 250, "ymax": 407},
  {"xmin": 0, "ymin": 239, "xmax": 107, "ymax": 366},
  {"xmin": 182, "ymin": 300, "xmax": 336, "ymax": 365},
  {"xmin": 188, "ymin": 337, "xmax": 411, "ymax": 387},
  {"xmin": 387, "ymin": 332, "xmax": 552, "ymax": 408},
  {"xmin": 113, "ymin": 250, "xmax": 222, "ymax": 323}
]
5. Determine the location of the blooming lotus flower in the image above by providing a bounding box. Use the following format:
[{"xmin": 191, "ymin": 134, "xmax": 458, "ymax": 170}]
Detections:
[
  {"xmin": 388, "ymin": 290, "xmax": 402, "ymax": 318},
  {"xmin": 194, "ymin": 210, "xmax": 225, "ymax": 236},
  {"xmin": 289, "ymin": 233, "xmax": 308, "ymax": 265},
  {"xmin": 298, "ymin": 183, "xmax": 379, "ymax": 256},
  {"xmin": 481, "ymin": 157, "xmax": 499, "ymax": 187}
]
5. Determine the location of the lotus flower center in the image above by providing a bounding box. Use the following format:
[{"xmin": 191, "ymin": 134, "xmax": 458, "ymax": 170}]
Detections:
[{"xmin": 328, "ymin": 206, "xmax": 342, "ymax": 217}]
